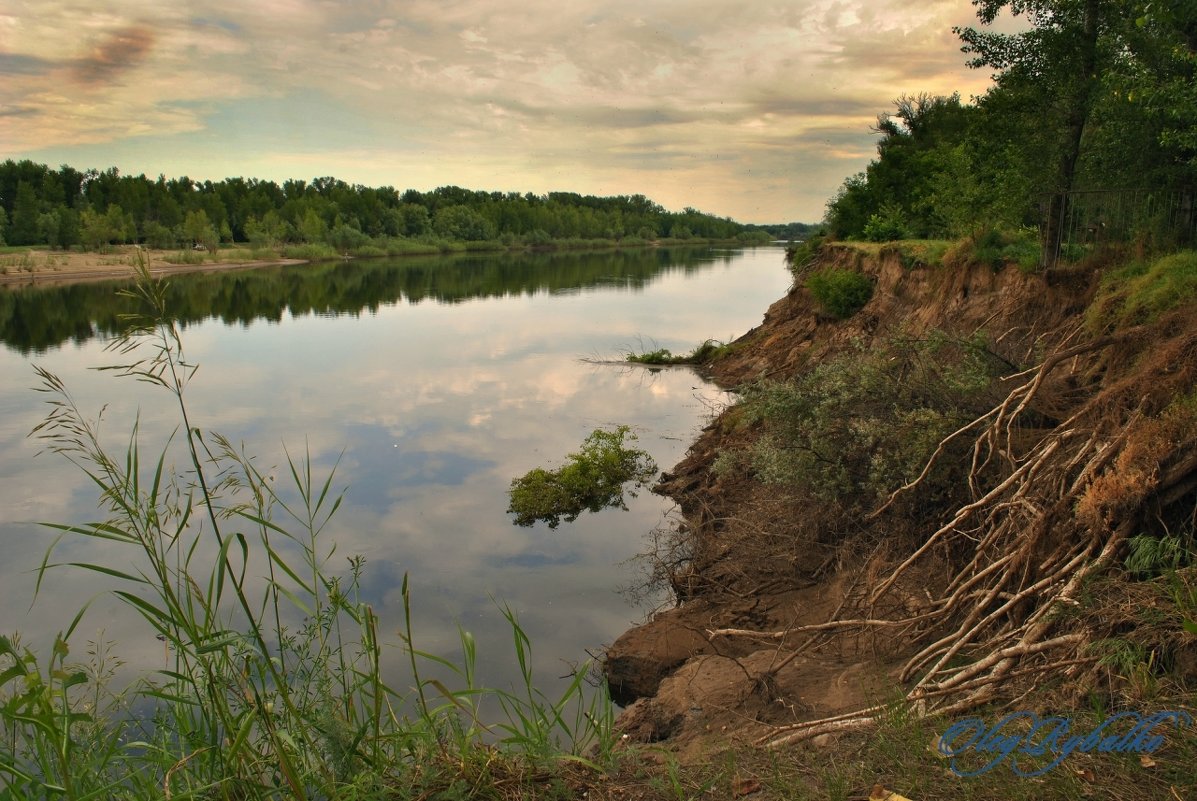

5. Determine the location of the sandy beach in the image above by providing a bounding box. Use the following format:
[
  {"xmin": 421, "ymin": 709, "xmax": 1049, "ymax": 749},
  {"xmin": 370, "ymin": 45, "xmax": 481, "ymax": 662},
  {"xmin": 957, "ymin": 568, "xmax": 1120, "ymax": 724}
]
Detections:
[{"xmin": 0, "ymin": 247, "xmax": 305, "ymax": 289}]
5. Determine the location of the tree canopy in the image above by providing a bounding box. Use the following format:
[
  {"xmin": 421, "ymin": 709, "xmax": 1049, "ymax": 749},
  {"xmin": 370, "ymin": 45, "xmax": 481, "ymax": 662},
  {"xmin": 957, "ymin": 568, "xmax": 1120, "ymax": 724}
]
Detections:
[
  {"xmin": 0, "ymin": 161, "xmax": 763, "ymax": 251},
  {"xmin": 825, "ymin": 0, "xmax": 1196, "ymax": 247}
]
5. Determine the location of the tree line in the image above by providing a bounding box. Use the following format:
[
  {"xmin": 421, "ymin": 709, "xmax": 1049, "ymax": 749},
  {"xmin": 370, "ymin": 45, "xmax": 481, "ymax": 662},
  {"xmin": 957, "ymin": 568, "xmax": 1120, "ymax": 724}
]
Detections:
[
  {"xmin": 0, "ymin": 162, "xmax": 771, "ymax": 251},
  {"xmin": 824, "ymin": 1, "xmax": 1196, "ymax": 257}
]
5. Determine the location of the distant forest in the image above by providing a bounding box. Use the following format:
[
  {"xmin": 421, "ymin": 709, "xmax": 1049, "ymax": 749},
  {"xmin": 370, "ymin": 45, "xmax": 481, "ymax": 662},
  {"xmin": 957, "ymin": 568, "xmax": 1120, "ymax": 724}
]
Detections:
[{"xmin": 0, "ymin": 160, "xmax": 802, "ymax": 252}]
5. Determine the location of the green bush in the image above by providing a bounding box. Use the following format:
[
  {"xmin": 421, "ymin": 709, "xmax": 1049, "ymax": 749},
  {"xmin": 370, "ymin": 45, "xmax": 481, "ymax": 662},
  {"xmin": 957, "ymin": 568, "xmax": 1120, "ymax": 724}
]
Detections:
[
  {"xmin": 625, "ymin": 339, "xmax": 731, "ymax": 366},
  {"xmin": 508, "ymin": 426, "xmax": 657, "ymax": 528},
  {"xmin": 805, "ymin": 267, "xmax": 874, "ymax": 318},
  {"xmin": 879, "ymin": 239, "xmax": 953, "ymax": 270},
  {"xmin": 862, "ymin": 203, "xmax": 909, "ymax": 242},
  {"xmin": 282, "ymin": 242, "xmax": 339, "ymax": 260},
  {"xmin": 786, "ymin": 234, "xmax": 826, "ymax": 279},
  {"xmin": 626, "ymin": 347, "xmax": 675, "ymax": 364},
  {"xmin": 383, "ymin": 237, "xmax": 441, "ymax": 256},
  {"xmin": 956, "ymin": 227, "xmax": 1041, "ymax": 271},
  {"xmin": 735, "ymin": 333, "xmax": 1004, "ymax": 509}
]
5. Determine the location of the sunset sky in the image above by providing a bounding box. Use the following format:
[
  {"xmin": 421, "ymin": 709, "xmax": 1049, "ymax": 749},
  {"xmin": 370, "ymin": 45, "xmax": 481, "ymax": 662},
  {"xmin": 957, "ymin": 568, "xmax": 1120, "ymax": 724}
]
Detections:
[{"xmin": 0, "ymin": 1, "xmax": 1003, "ymax": 223}]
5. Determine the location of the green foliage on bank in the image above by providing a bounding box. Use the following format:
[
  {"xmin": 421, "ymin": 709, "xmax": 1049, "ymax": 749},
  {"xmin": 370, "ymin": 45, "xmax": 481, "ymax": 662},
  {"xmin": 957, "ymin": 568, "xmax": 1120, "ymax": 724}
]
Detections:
[
  {"xmin": 508, "ymin": 427, "xmax": 658, "ymax": 529},
  {"xmin": 805, "ymin": 268, "xmax": 874, "ymax": 318},
  {"xmin": 720, "ymin": 333, "xmax": 1008, "ymax": 510},
  {"xmin": 824, "ymin": 4, "xmax": 1196, "ymax": 245},
  {"xmin": 1087, "ymin": 250, "xmax": 1197, "ymax": 332},
  {"xmin": 625, "ymin": 339, "xmax": 733, "ymax": 366}
]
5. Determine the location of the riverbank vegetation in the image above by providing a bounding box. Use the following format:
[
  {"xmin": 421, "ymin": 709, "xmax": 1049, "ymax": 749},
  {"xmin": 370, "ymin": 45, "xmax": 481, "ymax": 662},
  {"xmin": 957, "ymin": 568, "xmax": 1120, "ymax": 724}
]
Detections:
[
  {"xmin": 624, "ymin": 339, "xmax": 734, "ymax": 366},
  {"xmin": 508, "ymin": 427, "xmax": 657, "ymax": 529},
  {"xmin": 0, "ymin": 161, "xmax": 772, "ymax": 258}
]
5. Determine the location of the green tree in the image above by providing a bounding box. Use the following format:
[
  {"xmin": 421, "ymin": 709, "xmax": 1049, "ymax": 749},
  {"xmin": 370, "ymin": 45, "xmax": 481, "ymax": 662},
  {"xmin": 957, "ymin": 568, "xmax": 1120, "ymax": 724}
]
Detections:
[
  {"xmin": 37, "ymin": 211, "xmax": 61, "ymax": 248},
  {"xmin": 183, "ymin": 209, "xmax": 218, "ymax": 252},
  {"xmin": 328, "ymin": 223, "xmax": 369, "ymax": 252},
  {"xmin": 398, "ymin": 203, "xmax": 431, "ymax": 237},
  {"xmin": 10, "ymin": 181, "xmax": 40, "ymax": 245},
  {"xmin": 1096, "ymin": 1, "xmax": 1197, "ymax": 180},
  {"xmin": 825, "ymin": 95, "xmax": 973, "ymax": 238},
  {"xmin": 244, "ymin": 210, "xmax": 289, "ymax": 249},
  {"xmin": 79, "ymin": 207, "xmax": 120, "ymax": 251},
  {"xmin": 0, "ymin": 207, "xmax": 9, "ymax": 246},
  {"xmin": 433, "ymin": 204, "xmax": 495, "ymax": 241},
  {"xmin": 142, "ymin": 220, "xmax": 178, "ymax": 249},
  {"xmin": 57, "ymin": 207, "xmax": 80, "ymax": 249},
  {"xmin": 958, "ymin": 1, "xmax": 1121, "ymax": 262},
  {"xmin": 297, "ymin": 208, "xmax": 327, "ymax": 244}
]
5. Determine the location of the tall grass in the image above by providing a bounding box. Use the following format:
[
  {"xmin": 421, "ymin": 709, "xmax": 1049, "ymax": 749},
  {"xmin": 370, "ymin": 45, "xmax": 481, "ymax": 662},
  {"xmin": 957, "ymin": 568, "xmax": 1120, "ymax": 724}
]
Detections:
[{"xmin": 1, "ymin": 259, "xmax": 615, "ymax": 800}]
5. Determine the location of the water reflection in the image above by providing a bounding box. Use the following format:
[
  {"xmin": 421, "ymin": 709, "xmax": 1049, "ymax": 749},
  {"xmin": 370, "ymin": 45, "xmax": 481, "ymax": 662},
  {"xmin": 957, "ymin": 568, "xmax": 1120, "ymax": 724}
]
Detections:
[
  {"xmin": 0, "ymin": 245, "xmax": 790, "ymax": 700},
  {"xmin": 0, "ymin": 247, "xmax": 733, "ymax": 354}
]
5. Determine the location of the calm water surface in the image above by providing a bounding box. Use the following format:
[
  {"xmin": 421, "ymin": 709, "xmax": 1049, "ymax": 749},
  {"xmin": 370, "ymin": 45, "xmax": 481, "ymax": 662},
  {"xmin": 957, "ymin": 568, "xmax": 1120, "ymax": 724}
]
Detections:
[{"xmin": 0, "ymin": 246, "xmax": 791, "ymax": 695}]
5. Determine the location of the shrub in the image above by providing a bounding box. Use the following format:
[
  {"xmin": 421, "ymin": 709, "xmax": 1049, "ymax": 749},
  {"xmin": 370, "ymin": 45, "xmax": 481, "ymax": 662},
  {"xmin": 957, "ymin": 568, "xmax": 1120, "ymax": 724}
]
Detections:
[
  {"xmin": 508, "ymin": 426, "xmax": 658, "ymax": 528},
  {"xmin": 952, "ymin": 227, "xmax": 1041, "ymax": 271},
  {"xmin": 862, "ymin": 204, "xmax": 909, "ymax": 242},
  {"xmin": 383, "ymin": 237, "xmax": 440, "ymax": 256},
  {"xmin": 786, "ymin": 234, "xmax": 826, "ymax": 279},
  {"xmin": 282, "ymin": 242, "xmax": 339, "ymax": 260},
  {"xmin": 164, "ymin": 248, "xmax": 205, "ymax": 265},
  {"xmin": 736, "ymin": 333, "xmax": 1005, "ymax": 509},
  {"xmin": 805, "ymin": 267, "xmax": 874, "ymax": 318},
  {"xmin": 626, "ymin": 347, "xmax": 675, "ymax": 365},
  {"xmin": 624, "ymin": 339, "xmax": 732, "ymax": 366}
]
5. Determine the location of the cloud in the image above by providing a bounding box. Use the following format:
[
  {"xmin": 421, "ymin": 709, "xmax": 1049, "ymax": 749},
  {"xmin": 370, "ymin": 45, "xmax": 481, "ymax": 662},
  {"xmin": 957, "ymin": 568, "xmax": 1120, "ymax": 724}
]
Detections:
[
  {"xmin": 0, "ymin": 51, "xmax": 54, "ymax": 76},
  {"xmin": 70, "ymin": 24, "xmax": 156, "ymax": 85},
  {"xmin": 3, "ymin": 0, "xmax": 996, "ymax": 220}
]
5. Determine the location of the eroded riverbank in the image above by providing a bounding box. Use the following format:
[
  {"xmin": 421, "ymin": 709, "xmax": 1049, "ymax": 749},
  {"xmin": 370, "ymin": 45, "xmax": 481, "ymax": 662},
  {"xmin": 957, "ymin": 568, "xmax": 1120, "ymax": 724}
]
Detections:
[{"xmin": 603, "ymin": 241, "xmax": 1197, "ymax": 784}]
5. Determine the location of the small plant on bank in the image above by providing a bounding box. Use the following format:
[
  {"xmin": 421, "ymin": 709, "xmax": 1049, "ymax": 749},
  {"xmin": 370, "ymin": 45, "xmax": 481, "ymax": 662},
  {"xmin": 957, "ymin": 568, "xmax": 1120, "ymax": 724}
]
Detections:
[
  {"xmin": 625, "ymin": 339, "xmax": 732, "ymax": 366},
  {"xmin": 948, "ymin": 226, "xmax": 1040, "ymax": 271},
  {"xmin": 805, "ymin": 267, "xmax": 874, "ymax": 318},
  {"xmin": 508, "ymin": 426, "xmax": 658, "ymax": 528}
]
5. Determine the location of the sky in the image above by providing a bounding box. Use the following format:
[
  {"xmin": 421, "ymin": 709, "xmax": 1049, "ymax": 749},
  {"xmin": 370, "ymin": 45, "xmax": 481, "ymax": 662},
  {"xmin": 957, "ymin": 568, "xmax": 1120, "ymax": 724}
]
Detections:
[{"xmin": 0, "ymin": 0, "xmax": 1001, "ymax": 223}]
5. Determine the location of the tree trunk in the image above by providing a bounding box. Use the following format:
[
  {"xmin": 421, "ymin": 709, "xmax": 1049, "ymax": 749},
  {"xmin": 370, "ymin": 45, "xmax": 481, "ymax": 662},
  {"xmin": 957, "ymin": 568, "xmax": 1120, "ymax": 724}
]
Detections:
[{"xmin": 1042, "ymin": 0, "xmax": 1102, "ymax": 267}]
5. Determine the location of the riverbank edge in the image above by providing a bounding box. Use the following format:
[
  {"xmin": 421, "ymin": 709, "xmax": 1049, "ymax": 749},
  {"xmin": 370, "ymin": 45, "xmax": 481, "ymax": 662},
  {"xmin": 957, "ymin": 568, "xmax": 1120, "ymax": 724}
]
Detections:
[{"xmin": 0, "ymin": 237, "xmax": 777, "ymax": 290}]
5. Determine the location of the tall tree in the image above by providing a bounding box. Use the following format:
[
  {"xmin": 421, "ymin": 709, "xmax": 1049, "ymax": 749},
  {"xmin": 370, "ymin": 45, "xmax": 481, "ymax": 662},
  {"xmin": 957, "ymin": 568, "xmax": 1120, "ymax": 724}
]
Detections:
[
  {"xmin": 957, "ymin": 0, "xmax": 1113, "ymax": 264},
  {"xmin": 10, "ymin": 181, "xmax": 41, "ymax": 245}
]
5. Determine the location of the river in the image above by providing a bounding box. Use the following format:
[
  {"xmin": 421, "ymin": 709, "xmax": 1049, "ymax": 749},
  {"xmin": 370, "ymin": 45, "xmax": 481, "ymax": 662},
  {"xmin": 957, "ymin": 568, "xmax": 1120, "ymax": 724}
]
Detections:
[{"xmin": 0, "ymin": 245, "xmax": 791, "ymax": 698}]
